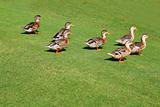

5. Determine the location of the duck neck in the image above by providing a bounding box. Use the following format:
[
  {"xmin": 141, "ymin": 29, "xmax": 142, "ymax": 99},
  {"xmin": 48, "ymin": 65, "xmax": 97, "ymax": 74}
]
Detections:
[
  {"xmin": 130, "ymin": 29, "xmax": 135, "ymax": 40},
  {"xmin": 65, "ymin": 25, "xmax": 71, "ymax": 30},
  {"xmin": 125, "ymin": 43, "xmax": 131, "ymax": 52},
  {"xmin": 141, "ymin": 37, "xmax": 147, "ymax": 46},
  {"xmin": 102, "ymin": 34, "xmax": 106, "ymax": 43}
]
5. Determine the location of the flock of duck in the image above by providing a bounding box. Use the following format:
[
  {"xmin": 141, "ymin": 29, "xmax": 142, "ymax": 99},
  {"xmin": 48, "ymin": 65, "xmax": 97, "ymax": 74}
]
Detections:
[{"xmin": 23, "ymin": 15, "xmax": 148, "ymax": 63}]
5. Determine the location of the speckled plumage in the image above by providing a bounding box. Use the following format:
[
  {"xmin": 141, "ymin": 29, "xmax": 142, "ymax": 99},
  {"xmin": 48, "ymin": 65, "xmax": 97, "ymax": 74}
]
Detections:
[
  {"xmin": 48, "ymin": 29, "xmax": 71, "ymax": 54},
  {"xmin": 48, "ymin": 39, "xmax": 68, "ymax": 52},
  {"xmin": 108, "ymin": 41, "xmax": 132, "ymax": 62},
  {"xmin": 23, "ymin": 15, "xmax": 41, "ymax": 33},
  {"xmin": 85, "ymin": 30, "xmax": 109, "ymax": 50},
  {"xmin": 86, "ymin": 37, "xmax": 105, "ymax": 48},
  {"xmin": 130, "ymin": 34, "xmax": 148, "ymax": 54},
  {"xmin": 52, "ymin": 22, "xmax": 72, "ymax": 41},
  {"xmin": 116, "ymin": 26, "xmax": 137, "ymax": 45},
  {"xmin": 52, "ymin": 29, "xmax": 71, "ymax": 41}
]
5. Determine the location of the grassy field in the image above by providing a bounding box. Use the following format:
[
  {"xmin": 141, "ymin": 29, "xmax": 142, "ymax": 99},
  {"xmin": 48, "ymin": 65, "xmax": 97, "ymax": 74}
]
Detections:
[{"xmin": 0, "ymin": 0, "xmax": 160, "ymax": 107}]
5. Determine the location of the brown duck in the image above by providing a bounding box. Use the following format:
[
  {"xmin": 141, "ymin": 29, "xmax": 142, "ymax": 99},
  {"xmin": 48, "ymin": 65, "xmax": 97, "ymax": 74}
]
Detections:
[
  {"xmin": 85, "ymin": 30, "xmax": 110, "ymax": 50},
  {"xmin": 52, "ymin": 22, "xmax": 73, "ymax": 40},
  {"xmin": 107, "ymin": 41, "xmax": 132, "ymax": 62},
  {"xmin": 130, "ymin": 34, "xmax": 148, "ymax": 55},
  {"xmin": 116, "ymin": 26, "xmax": 137, "ymax": 45},
  {"xmin": 48, "ymin": 30, "xmax": 71, "ymax": 54},
  {"xmin": 23, "ymin": 15, "xmax": 41, "ymax": 33}
]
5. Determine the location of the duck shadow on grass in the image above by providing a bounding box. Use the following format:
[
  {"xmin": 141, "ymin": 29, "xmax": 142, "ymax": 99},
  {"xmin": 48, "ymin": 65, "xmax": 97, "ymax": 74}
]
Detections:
[
  {"xmin": 45, "ymin": 49, "xmax": 66, "ymax": 53},
  {"xmin": 114, "ymin": 43, "xmax": 124, "ymax": 46},
  {"xmin": 130, "ymin": 53, "xmax": 140, "ymax": 56},
  {"xmin": 21, "ymin": 30, "xmax": 39, "ymax": 35},
  {"xmin": 83, "ymin": 47, "xmax": 103, "ymax": 50},
  {"xmin": 105, "ymin": 57, "xmax": 126, "ymax": 62},
  {"xmin": 21, "ymin": 32, "xmax": 37, "ymax": 35}
]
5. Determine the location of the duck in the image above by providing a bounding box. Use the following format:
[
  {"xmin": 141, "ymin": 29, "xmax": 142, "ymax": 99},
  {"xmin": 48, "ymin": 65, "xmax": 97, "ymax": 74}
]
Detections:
[
  {"xmin": 48, "ymin": 30, "xmax": 71, "ymax": 54},
  {"xmin": 23, "ymin": 15, "xmax": 41, "ymax": 33},
  {"xmin": 52, "ymin": 29, "xmax": 71, "ymax": 41},
  {"xmin": 85, "ymin": 30, "xmax": 110, "ymax": 50},
  {"xmin": 107, "ymin": 41, "xmax": 132, "ymax": 62},
  {"xmin": 52, "ymin": 22, "xmax": 73, "ymax": 40},
  {"xmin": 116, "ymin": 26, "xmax": 137, "ymax": 45},
  {"xmin": 130, "ymin": 34, "xmax": 148, "ymax": 55}
]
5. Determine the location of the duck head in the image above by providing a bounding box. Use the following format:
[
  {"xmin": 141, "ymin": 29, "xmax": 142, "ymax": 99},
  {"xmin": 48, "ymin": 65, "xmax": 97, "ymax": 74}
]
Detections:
[
  {"xmin": 65, "ymin": 22, "xmax": 73, "ymax": 30},
  {"xmin": 142, "ymin": 34, "xmax": 148, "ymax": 39},
  {"xmin": 141, "ymin": 34, "xmax": 148, "ymax": 42},
  {"xmin": 101, "ymin": 30, "xmax": 110, "ymax": 39},
  {"xmin": 130, "ymin": 26, "xmax": 137, "ymax": 33},
  {"xmin": 34, "ymin": 15, "xmax": 41, "ymax": 22}
]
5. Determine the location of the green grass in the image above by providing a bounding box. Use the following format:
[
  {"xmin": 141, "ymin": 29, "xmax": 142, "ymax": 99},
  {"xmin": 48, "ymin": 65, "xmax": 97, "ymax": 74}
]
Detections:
[{"xmin": 0, "ymin": 0, "xmax": 160, "ymax": 107}]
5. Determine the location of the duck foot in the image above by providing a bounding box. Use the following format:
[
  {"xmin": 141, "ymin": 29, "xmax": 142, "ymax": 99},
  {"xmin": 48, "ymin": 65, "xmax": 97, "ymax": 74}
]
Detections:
[
  {"xmin": 96, "ymin": 47, "xmax": 101, "ymax": 51},
  {"xmin": 138, "ymin": 52, "xmax": 143, "ymax": 56},
  {"xmin": 119, "ymin": 58, "xmax": 125, "ymax": 63},
  {"xmin": 35, "ymin": 32, "xmax": 38, "ymax": 34},
  {"xmin": 56, "ymin": 52, "xmax": 61, "ymax": 55},
  {"xmin": 119, "ymin": 60, "xmax": 125, "ymax": 63},
  {"xmin": 96, "ymin": 49, "xmax": 101, "ymax": 51},
  {"xmin": 55, "ymin": 49, "xmax": 61, "ymax": 55}
]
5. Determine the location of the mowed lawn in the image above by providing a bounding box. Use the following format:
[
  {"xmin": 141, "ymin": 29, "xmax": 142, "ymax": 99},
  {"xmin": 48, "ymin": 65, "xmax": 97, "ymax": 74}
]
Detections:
[{"xmin": 0, "ymin": 0, "xmax": 160, "ymax": 107}]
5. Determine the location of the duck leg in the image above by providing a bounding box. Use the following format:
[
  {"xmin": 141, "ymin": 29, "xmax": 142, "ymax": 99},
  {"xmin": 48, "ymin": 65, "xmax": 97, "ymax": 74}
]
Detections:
[
  {"xmin": 34, "ymin": 31, "xmax": 38, "ymax": 34},
  {"xmin": 96, "ymin": 47, "xmax": 100, "ymax": 51},
  {"xmin": 138, "ymin": 50, "xmax": 143, "ymax": 56},
  {"xmin": 56, "ymin": 49, "xmax": 61, "ymax": 55},
  {"xmin": 56, "ymin": 49, "xmax": 59, "ymax": 55},
  {"xmin": 56, "ymin": 50, "xmax": 58, "ymax": 54},
  {"xmin": 67, "ymin": 40, "xmax": 69, "ymax": 44}
]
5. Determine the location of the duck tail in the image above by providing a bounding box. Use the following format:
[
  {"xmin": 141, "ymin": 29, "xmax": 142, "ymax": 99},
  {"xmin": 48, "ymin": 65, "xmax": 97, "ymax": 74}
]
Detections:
[
  {"xmin": 85, "ymin": 42, "xmax": 89, "ymax": 45},
  {"xmin": 107, "ymin": 53, "xmax": 114, "ymax": 57},
  {"xmin": 85, "ymin": 42, "xmax": 91, "ymax": 46},
  {"xmin": 84, "ymin": 40, "xmax": 88, "ymax": 43},
  {"xmin": 47, "ymin": 45, "xmax": 53, "ymax": 49},
  {"xmin": 46, "ymin": 45, "xmax": 49, "ymax": 47},
  {"xmin": 47, "ymin": 42, "xmax": 52, "ymax": 47},
  {"xmin": 46, "ymin": 45, "xmax": 50, "ymax": 48},
  {"xmin": 115, "ymin": 39, "xmax": 121, "ymax": 43}
]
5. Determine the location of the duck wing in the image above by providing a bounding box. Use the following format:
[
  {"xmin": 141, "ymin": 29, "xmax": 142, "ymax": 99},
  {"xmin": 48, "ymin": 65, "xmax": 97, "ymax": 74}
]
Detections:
[
  {"xmin": 116, "ymin": 34, "xmax": 132, "ymax": 44},
  {"xmin": 52, "ymin": 34, "xmax": 65, "ymax": 41},
  {"xmin": 47, "ymin": 40, "xmax": 61, "ymax": 50},
  {"xmin": 48, "ymin": 41, "xmax": 57, "ymax": 47},
  {"xmin": 130, "ymin": 42, "xmax": 144, "ymax": 53},
  {"xmin": 120, "ymin": 34, "xmax": 132, "ymax": 41},
  {"xmin": 112, "ymin": 47, "xmax": 126, "ymax": 55},
  {"xmin": 48, "ymin": 39, "xmax": 67, "ymax": 50},
  {"xmin": 86, "ymin": 37, "xmax": 101, "ymax": 44},
  {"xmin": 24, "ymin": 22, "xmax": 34, "ymax": 29},
  {"xmin": 86, "ymin": 37, "xmax": 103, "ymax": 47},
  {"xmin": 86, "ymin": 38, "xmax": 96, "ymax": 44},
  {"xmin": 53, "ymin": 28, "xmax": 65, "ymax": 38},
  {"xmin": 134, "ymin": 42, "xmax": 144, "ymax": 48},
  {"xmin": 130, "ymin": 42, "xmax": 144, "ymax": 49}
]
